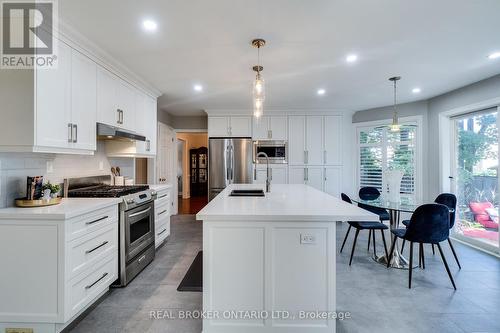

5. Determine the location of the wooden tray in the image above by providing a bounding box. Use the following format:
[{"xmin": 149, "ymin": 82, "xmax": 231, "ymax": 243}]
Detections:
[{"xmin": 15, "ymin": 197, "xmax": 62, "ymax": 208}]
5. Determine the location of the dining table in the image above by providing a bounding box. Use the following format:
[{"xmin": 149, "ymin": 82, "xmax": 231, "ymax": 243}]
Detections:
[{"xmin": 352, "ymin": 196, "xmax": 423, "ymax": 269}]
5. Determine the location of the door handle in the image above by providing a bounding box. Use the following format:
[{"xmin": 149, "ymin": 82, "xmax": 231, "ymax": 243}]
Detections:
[
  {"xmin": 117, "ymin": 109, "xmax": 121, "ymax": 124},
  {"xmin": 324, "ymin": 150, "xmax": 327, "ymax": 164},
  {"xmin": 268, "ymin": 130, "xmax": 272, "ymax": 139},
  {"xmin": 226, "ymin": 146, "xmax": 231, "ymax": 181},
  {"xmin": 121, "ymin": 110, "xmax": 124, "ymax": 124},
  {"xmin": 68, "ymin": 123, "xmax": 73, "ymax": 142},
  {"xmin": 129, "ymin": 207, "xmax": 152, "ymax": 218},
  {"xmin": 254, "ymin": 168, "xmax": 257, "ymax": 180},
  {"xmin": 304, "ymin": 151, "xmax": 309, "ymax": 164},
  {"xmin": 305, "ymin": 168, "xmax": 309, "ymax": 182},
  {"xmin": 72, "ymin": 124, "xmax": 77, "ymax": 143},
  {"xmin": 270, "ymin": 168, "xmax": 273, "ymax": 181},
  {"xmin": 230, "ymin": 146, "xmax": 234, "ymax": 180}
]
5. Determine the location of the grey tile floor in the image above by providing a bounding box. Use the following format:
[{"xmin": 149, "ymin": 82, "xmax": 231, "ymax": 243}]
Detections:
[{"xmin": 70, "ymin": 216, "xmax": 500, "ymax": 333}]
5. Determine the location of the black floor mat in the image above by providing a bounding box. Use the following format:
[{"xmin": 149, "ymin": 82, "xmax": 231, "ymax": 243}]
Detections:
[{"xmin": 177, "ymin": 251, "xmax": 202, "ymax": 292}]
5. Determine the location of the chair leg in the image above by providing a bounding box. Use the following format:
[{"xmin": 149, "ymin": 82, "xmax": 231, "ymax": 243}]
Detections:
[
  {"xmin": 401, "ymin": 239, "xmax": 405, "ymax": 255},
  {"xmin": 380, "ymin": 229, "xmax": 388, "ymax": 258},
  {"xmin": 409, "ymin": 242, "xmax": 414, "ymax": 289},
  {"xmin": 418, "ymin": 243, "xmax": 422, "ymax": 268},
  {"xmin": 367, "ymin": 230, "xmax": 372, "ymax": 251},
  {"xmin": 387, "ymin": 238, "xmax": 397, "ymax": 268},
  {"xmin": 448, "ymin": 238, "xmax": 461, "ymax": 269},
  {"xmin": 340, "ymin": 226, "xmax": 352, "ymax": 253},
  {"xmin": 372, "ymin": 230, "xmax": 377, "ymax": 257},
  {"xmin": 432, "ymin": 243, "xmax": 435, "ymax": 255},
  {"xmin": 420, "ymin": 243, "xmax": 425, "ymax": 269},
  {"xmin": 436, "ymin": 243, "xmax": 457, "ymax": 290},
  {"xmin": 349, "ymin": 229, "xmax": 360, "ymax": 266}
]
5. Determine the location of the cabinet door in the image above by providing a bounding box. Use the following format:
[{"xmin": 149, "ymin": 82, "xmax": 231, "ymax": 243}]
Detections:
[
  {"xmin": 208, "ymin": 117, "xmax": 229, "ymax": 137},
  {"xmin": 288, "ymin": 167, "xmax": 306, "ymax": 184},
  {"xmin": 254, "ymin": 167, "xmax": 267, "ymax": 184},
  {"xmin": 230, "ymin": 116, "xmax": 252, "ymax": 137},
  {"xmin": 324, "ymin": 116, "xmax": 342, "ymax": 165},
  {"xmin": 324, "ymin": 167, "xmax": 342, "ymax": 198},
  {"xmin": 269, "ymin": 116, "xmax": 287, "ymax": 140},
  {"xmin": 145, "ymin": 96, "xmax": 157, "ymax": 155},
  {"xmin": 96, "ymin": 67, "xmax": 119, "ymax": 127},
  {"xmin": 252, "ymin": 116, "xmax": 269, "ymax": 140},
  {"xmin": 117, "ymin": 79, "xmax": 136, "ymax": 131},
  {"xmin": 71, "ymin": 49, "xmax": 97, "ymax": 151},
  {"xmin": 288, "ymin": 116, "xmax": 306, "ymax": 165},
  {"xmin": 270, "ymin": 166, "xmax": 288, "ymax": 184},
  {"xmin": 134, "ymin": 91, "xmax": 147, "ymax": 154},
  {"xmin": 306, "ymin": 116, "xmax": 324, "ymax": 165},
  {"xmin": 306, "ymin": 167, "xmax": 324, "ymax": 191},
  {"xmin": 35, "ymin": 41, "xmax": 71, "ymax": 149}
]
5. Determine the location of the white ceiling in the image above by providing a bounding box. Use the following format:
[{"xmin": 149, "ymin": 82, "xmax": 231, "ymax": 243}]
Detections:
[{"xmin": 60, "ymin": 0, "xmax": 500, "ymax": 116}]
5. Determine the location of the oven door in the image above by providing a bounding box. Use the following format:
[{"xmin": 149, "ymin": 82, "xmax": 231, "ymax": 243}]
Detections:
[{"xmin": 124, "ymin": 202, "xmax": 155, "ymax": 262}]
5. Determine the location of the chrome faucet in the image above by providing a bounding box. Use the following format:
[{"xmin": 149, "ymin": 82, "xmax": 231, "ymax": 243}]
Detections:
[{"xmin": 256, "ymin": 152, "xmax": 271, "ymax": 193}]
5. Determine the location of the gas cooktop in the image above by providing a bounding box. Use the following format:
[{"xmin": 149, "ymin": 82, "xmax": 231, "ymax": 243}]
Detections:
[{"xmin": 68, "ymin": 185, "xmax": 150, "ymax": 198}]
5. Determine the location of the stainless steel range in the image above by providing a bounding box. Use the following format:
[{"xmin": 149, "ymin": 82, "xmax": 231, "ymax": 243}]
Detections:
[{"xmin": 64, "ymin": 175, "xmax": 157, "ymax": 287}]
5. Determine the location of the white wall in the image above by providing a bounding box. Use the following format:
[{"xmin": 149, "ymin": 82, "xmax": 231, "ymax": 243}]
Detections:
[{"xmin": 0, "ymin": 142, "xmax": 134, "ymax": 208}]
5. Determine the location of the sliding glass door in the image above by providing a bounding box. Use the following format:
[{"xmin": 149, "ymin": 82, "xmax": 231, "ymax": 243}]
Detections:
[{"xmin": 452, "ymin": 108, "xmax": 499, "ymax": 253}]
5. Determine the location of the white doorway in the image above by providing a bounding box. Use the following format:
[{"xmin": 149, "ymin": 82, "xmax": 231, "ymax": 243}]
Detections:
[{"xmin": 157, "ymin": 122, "xmax": 177, "ymax": 214}]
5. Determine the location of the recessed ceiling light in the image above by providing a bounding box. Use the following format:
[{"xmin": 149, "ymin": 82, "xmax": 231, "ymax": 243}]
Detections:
[
  {"xmin": 412, "ymin": 88, "xmax": 421, "ymax": 94},
  {"xmin": 193, "ymin": 84, "xmax": 203, "ymax": 92},
  {"xmin": 488, "ymin": 52, "xmax": 500, "ymax": 60},
  {"xmin": 142, "ymin": 20, "xmax": 158, "ymax": 32},
  {"xmin": 346, "ymin": 54, "xmax": 358, "ymax": 63},
  {"xmin": 317, "ymin": 89, "xmax": 326, "ymax": 96}
]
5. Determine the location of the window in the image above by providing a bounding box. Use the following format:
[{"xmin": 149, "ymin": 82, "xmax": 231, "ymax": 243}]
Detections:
[{"xmin": 357, "ymin": 123, "xmax": 418, "ymax": 198}]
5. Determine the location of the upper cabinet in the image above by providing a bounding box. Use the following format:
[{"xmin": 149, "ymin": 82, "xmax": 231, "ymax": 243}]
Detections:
[
  {"xmin": 252, "ymin": 116, "xmax": 287, "ymax": 140},
  {"xmin": 288, "ymin": 115, "xmax": 342, "ymax": 166},
  {"xmin": 208, "ymin": 116, "xmax": 252, "ymax": 137},
  {"xmin": 135, "ymin": 92, "xmax": 157, "ymax": 156},
  {"xmin": 97, "ymin": 68, "xmax": 136, "ymax": 132}
]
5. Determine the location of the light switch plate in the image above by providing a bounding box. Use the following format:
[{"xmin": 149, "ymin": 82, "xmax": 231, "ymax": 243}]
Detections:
[
  {"xmin": 99, "ymin": 161, "xmax": 104, "ymax": 171},
  {"xmin": 300, "ymin": 233, "xmax": 316, "ymax": 245},
  {"xmin": 46, "ymin": 161, "xmax": 54, "ymax": 173}
]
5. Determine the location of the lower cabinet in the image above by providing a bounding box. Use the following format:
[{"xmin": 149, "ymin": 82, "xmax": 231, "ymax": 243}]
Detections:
[
  {"xmin": 288, "ymin": 166, "xmax": 341, "ymax": 195},
  {"xmin": 0, "ymin": 203, "xmax": 119, "ymax": 332},
  {"xmin": 154, "ymin": 189, "xmax": 171, "ymax": 248},
  {"xmin": 254, "ymin": 165, "xmax": 288, "ymax": 184}
]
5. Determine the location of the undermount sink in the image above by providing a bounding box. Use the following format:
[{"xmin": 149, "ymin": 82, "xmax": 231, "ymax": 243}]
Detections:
[{"xmin": 229, "ymin": 189, "xmax": 265, "ymax": 197}]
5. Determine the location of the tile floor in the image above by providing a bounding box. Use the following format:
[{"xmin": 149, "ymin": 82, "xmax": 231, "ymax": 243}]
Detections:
[{"xmin": 69, "ymin": 215, "xmax": 500, "ymax": 333}]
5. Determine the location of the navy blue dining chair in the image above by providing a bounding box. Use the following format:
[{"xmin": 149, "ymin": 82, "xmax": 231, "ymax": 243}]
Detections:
[
  {"xmin": 387, "ymin": 203, "xmax": 456, "ymax": 289},
  {"xmin": 340, "ymin": 193, "xmax": 389, "ymax": 265},
  {"xmin": 401, "ymin": 193, "xmax": 461, "ymax": 269},
  {"xmin": 358, "ymin": 187, "xmax": 391, "ymax": 251}
]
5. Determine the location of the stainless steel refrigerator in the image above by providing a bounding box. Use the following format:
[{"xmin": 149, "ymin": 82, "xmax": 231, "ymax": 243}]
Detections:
[{"xmin": 208, "ymin": 137, "xmax": 253, "ymax": 200}]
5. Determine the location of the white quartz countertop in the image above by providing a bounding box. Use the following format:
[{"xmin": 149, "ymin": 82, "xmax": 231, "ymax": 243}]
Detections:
[
  {"xmin": 0, "ymin": 198, "xmax": 121, "ymax": 220},
  {"xmin": 197, "ymin": 184, "xmax": 379, "ymax": 222},
  {"xmin": 148, "ymin": 183, "xmax": 172, "ymax": 192}
]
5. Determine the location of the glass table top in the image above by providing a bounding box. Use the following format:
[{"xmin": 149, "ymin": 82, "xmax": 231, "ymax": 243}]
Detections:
[{"xmin": 352, "ymin": 196, "xmax": 423, "ymax": 213}]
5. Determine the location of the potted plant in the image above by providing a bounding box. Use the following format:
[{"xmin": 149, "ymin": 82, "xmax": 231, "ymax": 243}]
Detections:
[{"xmin": 42, "ymin": 182, "xmax": 61, "ymax": 199}]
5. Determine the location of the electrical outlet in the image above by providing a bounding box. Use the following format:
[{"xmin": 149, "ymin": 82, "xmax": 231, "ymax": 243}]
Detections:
[
  {"xmin": 46, "ymin": 161, "xmax": 54, "ymax": 173},
  {"xmin": 99, "ymin": 161, "xmax": 104, "ymax": 171},
  {"xmin": 300, "ymin": 233, "xmax": 316, "ymax": 245}
]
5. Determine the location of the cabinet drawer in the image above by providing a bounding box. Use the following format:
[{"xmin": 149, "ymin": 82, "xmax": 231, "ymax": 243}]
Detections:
[
  {"xmin": 68, "ymin": 254, "xmax": 117, "ymax": 318},
  {"xmin": 155, "ymin": 214, "xmax": 169, "ymax": 232},
  {"xmin": 68, "ymin": 223, "xmax": 118, "ymax": 280},
  {"xmin": 68, "ymin": 205, "xmax": 118, "ymax": 241},
  {"xmin": 155, "ymin": 193, "xmax": 170, "ymax": 206}
]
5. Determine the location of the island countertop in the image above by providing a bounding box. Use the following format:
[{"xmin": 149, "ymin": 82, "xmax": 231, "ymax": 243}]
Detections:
[{"xmin": 197, "ymin": 184, "xmax": 379, "ymax": 222}]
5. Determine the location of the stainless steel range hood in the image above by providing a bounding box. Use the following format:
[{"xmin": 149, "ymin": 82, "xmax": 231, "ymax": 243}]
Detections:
[{"xmin": 97, "ymin": 123, "xmax": 146, "ymax": 141}]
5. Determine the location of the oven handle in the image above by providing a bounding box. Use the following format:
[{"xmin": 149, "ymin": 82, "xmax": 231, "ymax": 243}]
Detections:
[{"xmin": 128, "ymin": 207, "xmax": 152, "ymax": 218}]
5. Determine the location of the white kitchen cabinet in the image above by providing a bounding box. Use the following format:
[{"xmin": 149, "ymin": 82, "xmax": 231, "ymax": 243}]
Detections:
[
  {"xmin": 208, "ymin": 117, "xmax": 230, "ymax": 137},
  {"xmin": 288, "ymin": 116, "xmax": 306, "ymax": 165},
  {"xmin": 70, "ymin": 49, "xmax": 97, "ymax": 151},
  {"xmin": 306, "ymin": 116, "xmax": 324, "ymax": 165},
  {"xmin": 208, "ymin": 116, "xmax": 252, "ymax": 137},
  {"xmin": 144, "ymin": 96, "xmax": 158, "ymax": 155},
  {"xmin": 35, "ymin": 41, "xmax": 72, "ymax": 150},
  {"xmin": 306, "ymin": 166, "xmax": 324, "ymax": 191},
  {"xmin": 254, "ymin": 164, "xmax": 288, "ymax": 184},
  {"xmin": 135, "ymin": 92, "xmax": 157, "ymax": 156},
  {"xmin": 288, "ymin": 166, "xmax": 306, "ymax": 184},
  {"xmin": 117, "ymin": 79, "xmax": 136, "ymax": 131},
  {"xmin": 324, "ymin": 115, "xmax": 342, "ymax": 165},
  {"xmin": 324, "ymin": 166, "xmax": 342, "ymax": 198},
  {"xmin": 252, "ymin": 116, "xmax": 287, "ymax": 140},
  {"xmin": 96, "ymin": 67, "xmax": 120, "ymax": 127},
  {"xmin": 154, "ymin": 188, "xmax": 171, "ymax": 248}
]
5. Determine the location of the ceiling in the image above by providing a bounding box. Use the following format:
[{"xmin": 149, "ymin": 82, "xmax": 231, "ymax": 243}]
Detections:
[{"xmin": 60, "ymin": 0, "xmax": 500, "ymax": 116}]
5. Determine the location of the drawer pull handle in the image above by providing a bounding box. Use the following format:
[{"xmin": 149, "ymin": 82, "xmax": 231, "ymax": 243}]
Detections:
[
  {"xmin": 86, "ymin": 216, "xmax": 108, "ymax": 225},
  {"xmin": 158, "ymin": 209, "xmax": 168, "ymax": 216},
  {"xmin": 85, "ymin": 241, "xmax": 109, "ymax": 254},
  {"xmin": 157, "ymin": 229, "xmax": 167, "ymax": 236},
  {"xmin": 138, "ymin": 254, "xmax": 147, "ymax": 263},
  {"xmin": 85, "ymin": 272, "xmax": 108, "ymax": 290},
  {"xmin": 158, "ymin": 194, "xmax": 168, "ymax": 199}
]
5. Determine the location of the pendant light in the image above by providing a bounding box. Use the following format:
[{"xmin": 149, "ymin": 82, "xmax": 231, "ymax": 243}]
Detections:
[
  {"xmin": 252, "ymin": 38, "xmax": 266, "ymax": 118},
  {"xmin": 389, "ymin": 76, "xmax": 401, "ymax": 132}
]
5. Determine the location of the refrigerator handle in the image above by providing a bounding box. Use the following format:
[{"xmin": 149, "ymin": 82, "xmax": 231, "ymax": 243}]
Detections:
[
  {"xmin": 226, "ymin": 145, "xmax": 231, "ymax": 182},
  {"xmin": 230, "ymin": 145, "xmax": 234, "ymax": 181}
]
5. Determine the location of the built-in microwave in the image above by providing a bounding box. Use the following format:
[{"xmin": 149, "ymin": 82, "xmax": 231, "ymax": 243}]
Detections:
[{"xmin": 253, "ymin": 140, "xmax": 288, "ymax": 164}]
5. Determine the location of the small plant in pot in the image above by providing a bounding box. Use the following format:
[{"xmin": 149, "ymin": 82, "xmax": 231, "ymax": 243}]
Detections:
[{"xmin": 42, "ymin": 182, "xmax": 61, "ymax": 199}]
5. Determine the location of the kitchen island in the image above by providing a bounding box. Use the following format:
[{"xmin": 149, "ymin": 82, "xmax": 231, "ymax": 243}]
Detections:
[{"xmin": 196, "ymin": 184, "xmax": 378, "ymax": 333}]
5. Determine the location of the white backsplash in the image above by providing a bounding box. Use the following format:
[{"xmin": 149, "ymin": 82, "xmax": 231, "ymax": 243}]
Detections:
[{"xmin": 0, "ymin": 142, "xmax": 135, "ymax": 208}]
